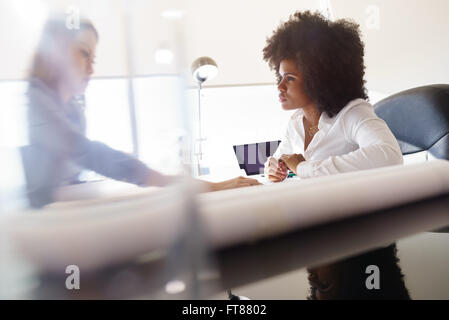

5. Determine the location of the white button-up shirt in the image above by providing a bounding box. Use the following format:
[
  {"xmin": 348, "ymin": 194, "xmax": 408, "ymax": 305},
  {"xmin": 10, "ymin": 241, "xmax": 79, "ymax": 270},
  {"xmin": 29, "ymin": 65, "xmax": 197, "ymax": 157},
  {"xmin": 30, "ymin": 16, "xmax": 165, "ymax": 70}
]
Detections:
[{"xmin": 272, "ymin": 98, "xmax": 403, "ymax": 178}]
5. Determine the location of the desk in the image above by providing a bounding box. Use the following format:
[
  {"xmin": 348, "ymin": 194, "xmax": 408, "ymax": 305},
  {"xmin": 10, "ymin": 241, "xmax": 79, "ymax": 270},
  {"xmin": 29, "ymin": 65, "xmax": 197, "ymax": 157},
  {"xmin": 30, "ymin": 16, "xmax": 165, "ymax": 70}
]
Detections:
[
  {"xmin": 3, "ymin": 161, "xmax": 449, "ymax": 299},
  {"xmin": 9, "ymin": 191, "xmax": 449, "ymax": 299}
]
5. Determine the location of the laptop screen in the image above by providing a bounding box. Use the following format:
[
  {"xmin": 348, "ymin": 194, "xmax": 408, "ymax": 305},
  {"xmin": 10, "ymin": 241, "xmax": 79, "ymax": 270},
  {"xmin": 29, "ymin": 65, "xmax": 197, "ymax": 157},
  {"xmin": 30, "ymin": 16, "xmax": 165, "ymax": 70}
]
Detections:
[{"xmin": 233, "ymin": 140, "xmax": 281, "ymax": 176}]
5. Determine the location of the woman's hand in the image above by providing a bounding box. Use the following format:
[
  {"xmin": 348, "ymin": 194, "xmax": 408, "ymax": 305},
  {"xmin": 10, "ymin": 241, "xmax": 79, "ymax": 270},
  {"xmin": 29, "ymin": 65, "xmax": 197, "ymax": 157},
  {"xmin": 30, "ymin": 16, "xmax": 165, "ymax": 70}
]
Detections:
[
  {"xmin": 208, "ymin": 176, "xmax": 261, "ymax": 191},
  {"xmin": 147, "ymin": 172, "xmax": 180, "ymax": 187},
  {"xmin": 264, "ymin": 156, "xmax": 288, "ymax": 182},
  {"xmin": 148, "ymin": 173, "xmax": 260, "ymax": 191},
  {"xmin": 279, "ymin": 154, "xmax": 306, "ymax": 174}
]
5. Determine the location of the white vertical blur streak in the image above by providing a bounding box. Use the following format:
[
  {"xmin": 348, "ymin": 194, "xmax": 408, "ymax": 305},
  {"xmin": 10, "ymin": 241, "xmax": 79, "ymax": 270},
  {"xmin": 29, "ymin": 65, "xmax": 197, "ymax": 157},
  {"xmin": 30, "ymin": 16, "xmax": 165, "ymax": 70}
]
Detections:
[
  {"xmin": 0, "ymin": 148, "xmax": 27, "ymax": 213},
  {"xmin": 122, "ymin": 0, "xmax": 140, "ymax": 157},
  {"xmin": 161, "ymin": 0, "xmax": 194, "ymax": 176},
  {"xmin": 174, "ymin": 36, "xmax": 196, "ymax": 177},
  {"xmin": 155, "ymin": 0, "xmax": 218, "ymax": 299},
  {"xmin": 0, "ymin": 82, "xmax": 28, "ymax": 213},
  {"xmin": 0, "ymin": 150, "xmax": 19, "ymax": 211},
  {"xmin": 0, "ymin": 82, "xmax": 28, "ymax": 147}
]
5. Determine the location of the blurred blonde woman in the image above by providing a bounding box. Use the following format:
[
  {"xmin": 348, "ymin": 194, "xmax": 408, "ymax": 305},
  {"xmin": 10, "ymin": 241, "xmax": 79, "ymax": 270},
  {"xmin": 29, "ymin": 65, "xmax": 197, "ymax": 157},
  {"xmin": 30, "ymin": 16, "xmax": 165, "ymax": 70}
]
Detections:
[{"xmin": 24, "ymin": 16, "xmax": 259, "ymax": 207}]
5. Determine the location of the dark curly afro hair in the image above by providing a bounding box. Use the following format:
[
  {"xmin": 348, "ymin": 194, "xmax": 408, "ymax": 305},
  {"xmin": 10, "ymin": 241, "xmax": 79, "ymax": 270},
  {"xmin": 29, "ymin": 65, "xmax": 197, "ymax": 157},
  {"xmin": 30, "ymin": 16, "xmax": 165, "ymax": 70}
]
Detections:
[{"xmin": 263, "ymin": 11, "xmax": 368, "ymax": 118}]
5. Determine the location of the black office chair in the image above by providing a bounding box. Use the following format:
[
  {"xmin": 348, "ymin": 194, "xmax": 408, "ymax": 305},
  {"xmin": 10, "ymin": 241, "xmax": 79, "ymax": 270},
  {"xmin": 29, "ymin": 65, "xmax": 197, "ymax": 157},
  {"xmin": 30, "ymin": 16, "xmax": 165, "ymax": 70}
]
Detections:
[
  {"xmin": 374, "ymin": 84, "xmax": 449, "ymax": 158},
  {"xmin": 374, "ymin": 84, "xmax": 449, "ymax": 232}
]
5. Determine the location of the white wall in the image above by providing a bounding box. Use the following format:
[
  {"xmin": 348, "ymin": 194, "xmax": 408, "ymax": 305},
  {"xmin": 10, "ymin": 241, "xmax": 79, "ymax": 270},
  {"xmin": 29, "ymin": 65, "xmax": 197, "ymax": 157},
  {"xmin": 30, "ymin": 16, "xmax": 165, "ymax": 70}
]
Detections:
[
  {"xmin": 2, "ymin": 0, "xmax": 447, "ymax": 96},
  {"xmin": 332, "ymin": 0, "xmax": 449, "ymax": 95}
]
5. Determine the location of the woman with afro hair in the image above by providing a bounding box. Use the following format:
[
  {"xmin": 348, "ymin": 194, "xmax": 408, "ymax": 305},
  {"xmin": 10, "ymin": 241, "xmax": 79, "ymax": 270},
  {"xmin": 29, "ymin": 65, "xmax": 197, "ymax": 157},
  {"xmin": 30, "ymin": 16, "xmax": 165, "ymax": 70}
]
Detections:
[{"xmin": 263, "ymin": 11, "xmax": 403, "ymax": 182}]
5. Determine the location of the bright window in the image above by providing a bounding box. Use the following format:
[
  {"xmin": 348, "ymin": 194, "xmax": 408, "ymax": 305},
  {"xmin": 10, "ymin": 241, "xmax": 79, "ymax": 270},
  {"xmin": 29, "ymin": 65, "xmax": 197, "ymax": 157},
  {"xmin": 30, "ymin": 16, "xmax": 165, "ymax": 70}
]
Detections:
[
  {"xmin": 133, "ymin": 76, "xmax": 188, "ymax": 175},
  {"xmin": 196, "ymin": 85, "xmax": 292, "ymax": 176},
  {"xmin": 85, "ymin": 79, "xmax": 133, "ymax": 154}
]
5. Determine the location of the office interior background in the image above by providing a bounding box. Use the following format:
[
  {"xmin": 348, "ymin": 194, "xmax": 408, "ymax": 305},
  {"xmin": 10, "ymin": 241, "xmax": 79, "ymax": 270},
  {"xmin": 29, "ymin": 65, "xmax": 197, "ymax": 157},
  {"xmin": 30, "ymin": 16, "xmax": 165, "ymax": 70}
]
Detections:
[{"xmin": 0, "ymin": 0, "xmax": 449, "ymax": 299}]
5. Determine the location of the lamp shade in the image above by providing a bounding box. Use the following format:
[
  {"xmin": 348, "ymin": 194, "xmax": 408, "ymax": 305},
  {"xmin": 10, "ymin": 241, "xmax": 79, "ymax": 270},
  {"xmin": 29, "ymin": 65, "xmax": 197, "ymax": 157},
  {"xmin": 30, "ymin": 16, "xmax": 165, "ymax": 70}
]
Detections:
[{"xmin": 191, "ymin": 56, "xmax": 218, "ymax": 83}]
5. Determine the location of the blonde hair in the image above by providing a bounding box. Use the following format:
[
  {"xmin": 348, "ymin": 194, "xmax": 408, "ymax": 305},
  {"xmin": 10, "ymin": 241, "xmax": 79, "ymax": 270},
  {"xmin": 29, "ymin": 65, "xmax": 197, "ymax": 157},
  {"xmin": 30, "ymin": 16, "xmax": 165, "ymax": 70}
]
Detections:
[{"xmin": 29, "ymin": 16, "xmax": 98, "ymax": 91}]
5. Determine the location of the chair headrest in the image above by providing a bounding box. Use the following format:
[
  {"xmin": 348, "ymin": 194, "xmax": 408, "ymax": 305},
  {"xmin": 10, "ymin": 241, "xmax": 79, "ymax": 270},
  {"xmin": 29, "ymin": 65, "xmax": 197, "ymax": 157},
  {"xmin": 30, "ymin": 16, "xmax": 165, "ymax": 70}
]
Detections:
[{"xmin": 374, "ymin": 85, "xmax": 449, "ymax": 159}]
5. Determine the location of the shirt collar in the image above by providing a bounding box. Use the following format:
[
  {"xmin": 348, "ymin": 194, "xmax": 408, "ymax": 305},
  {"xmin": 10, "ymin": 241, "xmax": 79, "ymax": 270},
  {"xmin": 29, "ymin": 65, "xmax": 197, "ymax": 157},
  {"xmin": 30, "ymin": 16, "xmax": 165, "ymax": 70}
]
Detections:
[
  {"xmin": 291, "ymin": 108, "xmax": 335, "ymax": 133},
  {"xmin": 317, "ymin": 112, "xmax": 334, "ymax": 131},
  {"xmin": 290, "ymin": 98, "xmax": 367, "ymax": 133}
]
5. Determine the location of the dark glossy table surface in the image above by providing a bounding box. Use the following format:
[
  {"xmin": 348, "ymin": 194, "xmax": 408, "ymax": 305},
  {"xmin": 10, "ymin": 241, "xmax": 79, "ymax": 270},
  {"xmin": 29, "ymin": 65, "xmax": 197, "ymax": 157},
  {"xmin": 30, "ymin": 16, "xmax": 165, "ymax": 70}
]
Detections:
[{"xmin": 7, "ymin": 192, "xmax": 447, "ymax": 300}]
